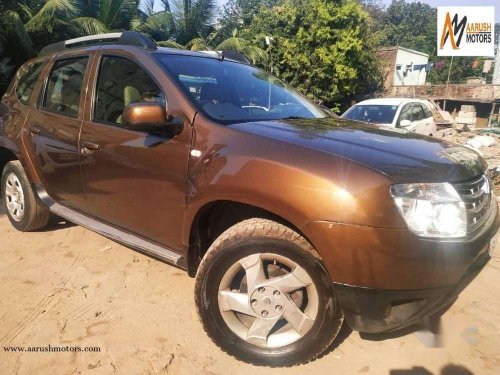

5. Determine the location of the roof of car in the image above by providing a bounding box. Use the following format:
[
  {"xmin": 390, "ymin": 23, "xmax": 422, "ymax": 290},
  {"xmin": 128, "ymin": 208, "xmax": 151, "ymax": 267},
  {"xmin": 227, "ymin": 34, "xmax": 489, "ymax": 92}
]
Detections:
[
  {"xmin": 36, "ymin": 31, "xmax": 251, "ymax": 65},
  {"xmin": 354, "ymin": 98, "xmax": 430, "ymax": 106}
]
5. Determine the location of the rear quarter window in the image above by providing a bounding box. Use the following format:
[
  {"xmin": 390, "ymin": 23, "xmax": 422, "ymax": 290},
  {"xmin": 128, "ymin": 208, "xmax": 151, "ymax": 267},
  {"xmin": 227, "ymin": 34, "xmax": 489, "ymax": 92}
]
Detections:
[
  {"xmin": 422, "ymin": 104, "xmax": 433, "ymax": 118},
  {"xmin": 15, "ymin": 62, "xmax": 44, "ymax": 105}
]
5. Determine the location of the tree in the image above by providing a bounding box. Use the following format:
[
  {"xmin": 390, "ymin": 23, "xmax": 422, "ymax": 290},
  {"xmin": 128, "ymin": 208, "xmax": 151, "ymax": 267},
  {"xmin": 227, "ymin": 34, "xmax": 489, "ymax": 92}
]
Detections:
[
  {"xmin": 70, "ymin": 0, "xmax": 140, "ymax": 35},
  {"xmin": 427, "ymin": 57, "xmax": 494, "ymax": 85},
  {"xmin": 137, "ymin": 0, "xmax": 218, "ymax": 45},
  {"xmin": 246, "ymin": 0, "xmax": 383, "ymax": 108},
  {"xmin": 212, "ymin": 0, "xmax": 278, "ymax": 46},
  {"xmin": 368, "ymin": 0, "xmax": 436, "ymax": 56},
  {"xmin": 0, "ymin": 0, "xmax": 140, "ymax": 65},
  {"xmin": 0, "ymin": 0, "xmax": 267, "ymax": 95}
]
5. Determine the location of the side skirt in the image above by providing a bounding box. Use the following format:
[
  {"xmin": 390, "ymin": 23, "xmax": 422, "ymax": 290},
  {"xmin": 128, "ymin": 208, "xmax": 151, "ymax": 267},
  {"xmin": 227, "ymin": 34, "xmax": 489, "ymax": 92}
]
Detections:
[{"xmin": 35, "ymin": 185, "xmax": 186, "ymax": 269}]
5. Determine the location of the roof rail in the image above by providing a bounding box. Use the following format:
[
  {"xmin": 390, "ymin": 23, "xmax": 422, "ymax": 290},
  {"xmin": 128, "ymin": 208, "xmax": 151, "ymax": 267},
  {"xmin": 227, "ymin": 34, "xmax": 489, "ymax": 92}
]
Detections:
[
  {"xmin": 199, "ymin": 50, "xmax": 252, "ymax": 65},
  {"xmin": 39, "ymin": 31, "xmax": 157, "ymax": 56}
]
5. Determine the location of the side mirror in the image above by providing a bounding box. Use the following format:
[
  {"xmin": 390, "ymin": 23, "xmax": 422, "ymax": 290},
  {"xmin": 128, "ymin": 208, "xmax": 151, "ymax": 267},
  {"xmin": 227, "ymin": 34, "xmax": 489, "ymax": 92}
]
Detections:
[
  {"xmin": 122, "ymin": 102, "xmax": 174, "ymax": 132},
  {"xmin": 400, "ymin": 119, "xmax": 412, "ymax": 127}
]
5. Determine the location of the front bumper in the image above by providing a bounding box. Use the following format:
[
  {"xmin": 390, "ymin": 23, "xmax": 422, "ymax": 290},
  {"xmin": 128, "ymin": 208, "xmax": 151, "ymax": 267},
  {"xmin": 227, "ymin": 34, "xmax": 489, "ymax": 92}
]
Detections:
[
  {"xmin": 303, "ymin": 201, "xmax": 499, "ymax": 290},
  {"xmin": 303, "ymin": 198, "xmax": 499, "ymax": 333},
  {"xmin": 334, "ymin": 250, "xmax": 490, "ymax": 333}
]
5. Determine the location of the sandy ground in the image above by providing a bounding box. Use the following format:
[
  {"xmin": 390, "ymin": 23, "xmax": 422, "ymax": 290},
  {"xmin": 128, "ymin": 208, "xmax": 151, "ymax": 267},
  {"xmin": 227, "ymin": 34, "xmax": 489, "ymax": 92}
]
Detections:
[{"xmin": 0, "ymin": 204, "xmax": 499, "ymax": 375}]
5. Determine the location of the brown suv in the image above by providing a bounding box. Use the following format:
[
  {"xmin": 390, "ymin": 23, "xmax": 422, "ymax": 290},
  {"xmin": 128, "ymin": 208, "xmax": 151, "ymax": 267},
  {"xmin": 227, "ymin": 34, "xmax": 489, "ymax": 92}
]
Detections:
[{"xmin": 0, "ymin": 31, "xmax": 498, "ymax": 366}]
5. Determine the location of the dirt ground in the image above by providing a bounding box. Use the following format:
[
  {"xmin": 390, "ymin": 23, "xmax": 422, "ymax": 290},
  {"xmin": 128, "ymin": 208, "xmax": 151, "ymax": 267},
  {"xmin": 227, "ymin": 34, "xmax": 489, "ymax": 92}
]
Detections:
[{"xmin": 0, "ymin": 203, "xmax": 499, "ymax": 375}]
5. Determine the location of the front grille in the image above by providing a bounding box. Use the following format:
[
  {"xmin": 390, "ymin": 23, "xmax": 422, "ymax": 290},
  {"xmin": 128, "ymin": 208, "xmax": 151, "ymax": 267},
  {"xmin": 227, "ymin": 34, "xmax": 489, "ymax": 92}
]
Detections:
[{"xmin": 453, "ymin": 175, "xmax": 492, "ymax": 234}]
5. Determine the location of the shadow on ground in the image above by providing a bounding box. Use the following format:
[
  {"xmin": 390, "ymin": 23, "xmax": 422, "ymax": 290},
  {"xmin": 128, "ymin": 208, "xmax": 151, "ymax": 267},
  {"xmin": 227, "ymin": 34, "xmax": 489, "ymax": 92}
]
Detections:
[
  {"xmin": 390, "ymin": 364, "xmax": 473, "ymax": 375},
  {"xmin": 0, "ymin": 201, "xmax": 73, "ymax": 231}
]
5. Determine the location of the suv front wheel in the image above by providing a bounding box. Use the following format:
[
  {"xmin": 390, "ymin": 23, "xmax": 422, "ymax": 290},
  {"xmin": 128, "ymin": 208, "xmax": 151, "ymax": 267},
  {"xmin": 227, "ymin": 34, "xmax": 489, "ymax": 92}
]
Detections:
[
  {"xmin": 1, "ymin": 161, "xmax": 51, "ymax": 231},
  {"xmin": 195, "ymin": 218, "xmax": 343, "ymax": 366}
]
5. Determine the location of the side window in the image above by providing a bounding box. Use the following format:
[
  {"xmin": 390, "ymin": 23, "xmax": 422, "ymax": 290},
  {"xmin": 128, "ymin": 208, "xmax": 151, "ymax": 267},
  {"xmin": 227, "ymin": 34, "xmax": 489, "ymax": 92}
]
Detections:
[
  {"xmin": 398, "ymin": 104, "xmax": 411, "ymax": 125},
  {"xmin": 16, "ymin": 62, "xmax": 44, "ymax": 105},
  {"xmin": 422, "ymin": 104, "xmax": 433, "ymax": 119},
  {"xmin": 410, "ymin": 105, "xmax": 424, "ymax": 121},
  {"xmin": 94, "ymin": 56, "xmax": 164, "ymax": 125},
  {"xmin": 42, "ymin": 57, "xmax": 89, "ymax": 118}
]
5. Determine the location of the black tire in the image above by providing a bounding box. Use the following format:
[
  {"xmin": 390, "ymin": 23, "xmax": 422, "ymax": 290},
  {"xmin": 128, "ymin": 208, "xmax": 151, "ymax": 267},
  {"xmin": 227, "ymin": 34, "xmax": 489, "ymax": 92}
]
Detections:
[
  {"xmin": 1, "ymin": 160, "xmax": 51, "ymax": 231},
  {"xmin": 195, "ymin": 218, "xmax": 343, "ymax": 366}
]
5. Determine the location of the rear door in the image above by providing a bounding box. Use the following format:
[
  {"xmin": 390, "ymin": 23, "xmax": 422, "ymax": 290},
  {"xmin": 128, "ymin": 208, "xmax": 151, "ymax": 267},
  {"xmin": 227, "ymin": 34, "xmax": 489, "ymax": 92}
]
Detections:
[
  {"xmin": 24, "ymin": 54, "xmax": 91, "ymax": 209},
  {"xmin": 79, "ymin": 52, "xmax": 192, "ymax": 250},
  {"xmin": 2, "ymin": 60, "xmax": 45, "ymax": 148},
  {"xmin": 420, "ymin": 103, "xmax": 437, "ymax": 135}
]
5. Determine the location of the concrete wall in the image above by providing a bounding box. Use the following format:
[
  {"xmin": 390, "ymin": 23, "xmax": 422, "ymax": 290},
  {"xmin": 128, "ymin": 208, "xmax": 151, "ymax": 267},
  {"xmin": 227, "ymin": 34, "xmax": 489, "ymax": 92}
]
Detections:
[
  {"xmin": 377, "ymin": 47, "xmax": 398, "ymax": 90},
  {"xmin": 385, "ymin": 84, "xmax": 500, "ymax": 102}
]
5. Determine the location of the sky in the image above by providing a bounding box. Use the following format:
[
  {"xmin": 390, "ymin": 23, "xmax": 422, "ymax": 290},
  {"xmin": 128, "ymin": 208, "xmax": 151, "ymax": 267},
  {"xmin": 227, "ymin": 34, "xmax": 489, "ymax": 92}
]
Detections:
[{"xmin": 153, "ymin": 0, "xmax": 500, "ymax": 22}]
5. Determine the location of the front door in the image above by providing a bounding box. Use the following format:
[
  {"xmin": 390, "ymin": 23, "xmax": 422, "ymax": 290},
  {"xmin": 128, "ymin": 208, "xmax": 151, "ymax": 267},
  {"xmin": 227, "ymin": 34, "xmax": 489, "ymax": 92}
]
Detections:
[
  {"xmin": 79, "ymin": 54, "xmax": 191, "ymax": 250},
  {"xmin": 24, "ymin": 55, "xmax": 90, "ymax": 209}
]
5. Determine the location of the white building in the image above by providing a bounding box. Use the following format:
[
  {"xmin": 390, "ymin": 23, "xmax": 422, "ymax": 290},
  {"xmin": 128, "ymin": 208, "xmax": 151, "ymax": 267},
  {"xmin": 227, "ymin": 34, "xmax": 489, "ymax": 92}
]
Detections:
[
  {"xmin": 377, "ymin": 46, "xmax": 430, "ymax": 87},
  {"xmin": 493, "ymin": 39, "xmax": 500, "ymax": 84}
]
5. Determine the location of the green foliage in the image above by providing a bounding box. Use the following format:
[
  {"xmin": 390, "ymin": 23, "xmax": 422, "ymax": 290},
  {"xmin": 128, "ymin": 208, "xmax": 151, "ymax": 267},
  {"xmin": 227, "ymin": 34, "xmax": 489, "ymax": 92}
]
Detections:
[
  {"xmin": 166, "ymin": 0, "xmax": 217, "ymax": 45},
  {"xmin": 246, "ymin": 0, "xmax": 383, "ymax": 107},
  {"xmin": 371, "ymin": 0, "xmax": 436, "ymax": 56},
  {"xmin": 215, "ymin": 36, "xmax": 268, "ymax": 64},
  {"xmin": 427, "ymin": 57, "xmax": 495, "ymax": 85},
  {"xmin": 213, "ymin": 0, "xmax": 278, "ymax": 46},
  {"xmin": 136, "ymin": 11, "xmax": 176, "ymax": 41}
]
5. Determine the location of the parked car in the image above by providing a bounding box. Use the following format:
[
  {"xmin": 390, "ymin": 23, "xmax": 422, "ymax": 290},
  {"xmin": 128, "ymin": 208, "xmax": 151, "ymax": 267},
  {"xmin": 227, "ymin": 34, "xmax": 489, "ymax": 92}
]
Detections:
[
  {"xmin": 1, "ymin": 32, "xmax": 498, "ymax": 366},
  {"xmin": 342, "ymin": 98, "xmax": 437, "ymax": 136}
]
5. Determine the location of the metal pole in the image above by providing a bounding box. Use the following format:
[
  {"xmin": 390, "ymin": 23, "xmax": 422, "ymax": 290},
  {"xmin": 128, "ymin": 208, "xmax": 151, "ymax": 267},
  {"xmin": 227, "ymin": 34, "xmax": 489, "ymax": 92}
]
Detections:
[
  {"xmin": 488, "ymin": 103, "xmax": 496, "ymax": 128},
  {"xmin": 446, "ymin": 56, "xmax": 454, "ymax": 87}
]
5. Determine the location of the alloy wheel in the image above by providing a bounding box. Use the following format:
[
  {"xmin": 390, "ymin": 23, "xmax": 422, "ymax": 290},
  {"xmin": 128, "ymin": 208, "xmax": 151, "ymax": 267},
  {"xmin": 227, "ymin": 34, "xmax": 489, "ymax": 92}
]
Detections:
[
  {"xmin": 218, "ymin": 253, "xmax": 319, "ymax": 348},
  {"xmin": 4, "ymin": 173, "xmax": 25, "ymax": 221}
]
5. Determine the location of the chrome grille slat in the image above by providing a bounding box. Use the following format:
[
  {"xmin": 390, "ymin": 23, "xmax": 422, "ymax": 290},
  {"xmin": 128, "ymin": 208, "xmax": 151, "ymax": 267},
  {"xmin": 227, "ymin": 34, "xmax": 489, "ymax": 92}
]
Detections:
[
  {"xmin": 453, "ymin": 175, "xmax": 486, "ymax": 190},
  {"xmin": 466, "ymin": 196, "xmax": 488, "ymax": 216},
  {"xmin": 460, "ymin": 190, "xmax": 487, "ymax": 203},
  {"xmin": 453, "ymin": 175, "xmax": 491, "ymax": 234}
]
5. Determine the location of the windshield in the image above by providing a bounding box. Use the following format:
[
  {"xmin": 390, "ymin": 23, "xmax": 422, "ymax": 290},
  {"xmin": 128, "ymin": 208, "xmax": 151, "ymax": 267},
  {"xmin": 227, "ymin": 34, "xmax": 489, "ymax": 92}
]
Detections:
[
  {"xmin": 342, "ymin": 104, "xmax": 398, "ymax": 124},
  {"xmin": 155, "ymin": 54, "xmax": 326, "ymax": 124}
]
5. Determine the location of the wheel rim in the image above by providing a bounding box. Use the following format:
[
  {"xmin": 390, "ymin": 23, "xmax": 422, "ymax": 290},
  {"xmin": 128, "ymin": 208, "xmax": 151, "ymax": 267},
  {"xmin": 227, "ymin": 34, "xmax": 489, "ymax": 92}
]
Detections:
[
  {"xmin": 4, "ymin": 173, "xmax": 25, "ymax": 222},
  {"xmin": 218, "ymin": 253, "xmax": 319, "ymax": 348}
]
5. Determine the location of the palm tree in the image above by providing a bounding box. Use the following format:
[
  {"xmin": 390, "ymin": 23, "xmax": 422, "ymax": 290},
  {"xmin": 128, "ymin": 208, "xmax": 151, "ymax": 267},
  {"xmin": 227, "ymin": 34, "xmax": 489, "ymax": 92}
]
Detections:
[
  {"xmin": 0, "ymin": 0, "xmax": 267, "ymax": 95},
  {"xmin": 214, "ymin": 30, "xmax": 268, "ymax": 65},
  {"xmin": 0, "ymin": 0, "xmax": 139, "ymax": 65},
  {"xmin": 70, "ymin": 0, "xmax": 140, "ymax": 35},
  {"xmin": 184, "ymin": 29, "xmax": 268, "ymax": 65},
  {"xmin": 137, "ymin": 0, "xmax": 217, "ymax": 46}
]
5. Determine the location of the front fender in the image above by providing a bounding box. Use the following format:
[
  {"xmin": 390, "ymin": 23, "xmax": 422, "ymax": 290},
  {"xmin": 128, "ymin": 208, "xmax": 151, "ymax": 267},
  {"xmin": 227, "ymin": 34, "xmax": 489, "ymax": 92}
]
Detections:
[{"xmin": 183, "ymin": 118, "xmax": 405, "ymax": 248}]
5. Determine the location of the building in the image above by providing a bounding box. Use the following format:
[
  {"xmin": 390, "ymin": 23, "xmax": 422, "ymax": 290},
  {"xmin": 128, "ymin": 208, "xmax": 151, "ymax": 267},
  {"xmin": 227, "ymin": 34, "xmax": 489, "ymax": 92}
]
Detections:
[
  {"xmin": 494, "ymin": 39, "xmax": 500, "ymax": 84},
  {"xmin": 377, "ymin": 46, "xmax": 430, "ymax": 87}
]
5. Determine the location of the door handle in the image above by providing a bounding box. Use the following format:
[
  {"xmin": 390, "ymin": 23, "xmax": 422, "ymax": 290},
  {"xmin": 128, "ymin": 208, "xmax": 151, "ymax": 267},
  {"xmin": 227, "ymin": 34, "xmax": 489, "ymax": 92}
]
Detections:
[
  {"xmin": 29, "ymin": 127, "xmax": 41, "ymax": 135},
  {"xmin": 81, "ymin": 141, "xmax": 99, "ymax": 155}
]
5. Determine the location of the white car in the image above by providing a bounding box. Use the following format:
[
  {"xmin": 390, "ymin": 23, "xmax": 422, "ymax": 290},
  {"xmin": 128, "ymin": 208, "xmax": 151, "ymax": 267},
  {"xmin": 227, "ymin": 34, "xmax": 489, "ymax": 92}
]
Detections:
[{"xmin": 341, "ymin": 98, "xmax": 437, "ymax": 136}]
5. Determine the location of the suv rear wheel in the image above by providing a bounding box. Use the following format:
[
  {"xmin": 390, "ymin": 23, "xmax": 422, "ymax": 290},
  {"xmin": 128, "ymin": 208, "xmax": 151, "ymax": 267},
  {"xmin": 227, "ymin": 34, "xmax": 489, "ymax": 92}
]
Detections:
[
  {"xmin": 1, "ymin": 161, "xmax": 51, "ymax": 231},
  {"xmin": 195, "ymin": 218, "xmax": 343, "ymax": 366}
]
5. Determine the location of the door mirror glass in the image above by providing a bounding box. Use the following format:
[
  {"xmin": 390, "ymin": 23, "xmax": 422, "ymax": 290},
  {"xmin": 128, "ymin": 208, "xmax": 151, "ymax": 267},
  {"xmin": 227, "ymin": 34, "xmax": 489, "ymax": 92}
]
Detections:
[
  {"xmin": 400, "ymin": 119, "xmax": 412, "ymax": 127},
  {"xmin": 122, "ymin": 102, "xmax": 170, "ymax": 131}
]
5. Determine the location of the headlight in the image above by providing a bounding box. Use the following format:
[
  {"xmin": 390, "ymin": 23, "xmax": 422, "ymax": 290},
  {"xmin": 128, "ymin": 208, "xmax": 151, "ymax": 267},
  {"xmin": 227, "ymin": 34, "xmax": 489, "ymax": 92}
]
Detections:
[{"xmin": 390, "ymin": 183, "xmax": 466, "ymax": 238}]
